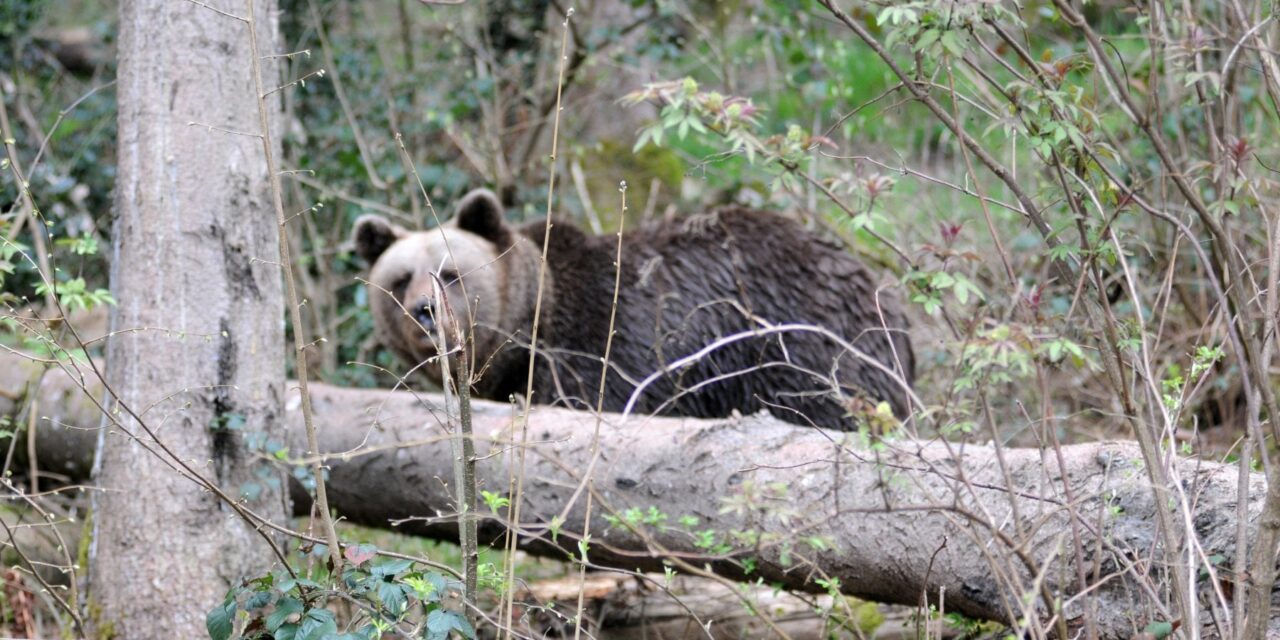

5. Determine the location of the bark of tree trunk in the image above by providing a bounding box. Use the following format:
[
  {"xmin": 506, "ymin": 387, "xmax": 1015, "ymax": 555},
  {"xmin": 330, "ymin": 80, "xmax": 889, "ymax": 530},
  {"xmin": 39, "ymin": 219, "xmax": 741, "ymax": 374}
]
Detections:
[
  {"xmin": 88, "ymin": 1, "xmax": 286, "ymax": 637},
  {"xmin": 4, "ymin": 351, "xmax": 1273, "ymax": 638}
]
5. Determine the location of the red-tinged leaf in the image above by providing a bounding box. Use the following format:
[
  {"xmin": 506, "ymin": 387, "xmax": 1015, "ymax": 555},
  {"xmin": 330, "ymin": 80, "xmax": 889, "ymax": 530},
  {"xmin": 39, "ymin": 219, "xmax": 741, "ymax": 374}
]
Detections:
[{"xmin": 344, "ymin": 544, "xmax": 376, "ymax": 567}]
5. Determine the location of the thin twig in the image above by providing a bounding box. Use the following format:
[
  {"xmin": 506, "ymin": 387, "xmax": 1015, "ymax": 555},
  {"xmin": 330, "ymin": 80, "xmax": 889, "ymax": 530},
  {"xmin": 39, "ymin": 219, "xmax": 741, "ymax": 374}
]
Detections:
[
  {"xmin": 572, "ymin": 181, "xmax": 626, "ymax": 640},
  {"xmin": 244, "ymin": 0, "xmax": 343, "ymax": 574},
  {"xmin": 0, "ymin": 81, "xmax": 56, "ymax": 312},
  {"xmin": 501, "ymin": 10, "xmax": 573, "ymax": 638}
]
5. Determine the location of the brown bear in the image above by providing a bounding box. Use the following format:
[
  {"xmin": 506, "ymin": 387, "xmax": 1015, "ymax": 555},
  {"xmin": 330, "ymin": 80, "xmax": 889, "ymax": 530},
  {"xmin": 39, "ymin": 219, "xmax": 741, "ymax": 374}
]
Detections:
[{"xmin": 353, "ymin": 188, "xmax": 914, "ymax": 429}]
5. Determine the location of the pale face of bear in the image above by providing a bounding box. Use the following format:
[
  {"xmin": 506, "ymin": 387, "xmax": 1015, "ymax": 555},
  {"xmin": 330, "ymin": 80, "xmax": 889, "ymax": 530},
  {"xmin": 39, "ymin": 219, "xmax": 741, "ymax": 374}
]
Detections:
[{"xmin": 353, "ymin": 189, "xmax": 526, "ymax": 386}]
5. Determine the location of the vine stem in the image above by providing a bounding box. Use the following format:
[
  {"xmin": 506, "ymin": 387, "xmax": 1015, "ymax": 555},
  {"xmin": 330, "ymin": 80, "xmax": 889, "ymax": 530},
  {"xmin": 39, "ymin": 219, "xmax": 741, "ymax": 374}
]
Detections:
[
  {"xmin": 500, "ymin": 9, "xmax": 574, "ymax": 637},
  {"xmin": 571, "ymin": 182, "xmax": 626, "ymax": 639},
  {"xmin": 431, "ymin": 273, "xmax": 478, "ymax": 608}
]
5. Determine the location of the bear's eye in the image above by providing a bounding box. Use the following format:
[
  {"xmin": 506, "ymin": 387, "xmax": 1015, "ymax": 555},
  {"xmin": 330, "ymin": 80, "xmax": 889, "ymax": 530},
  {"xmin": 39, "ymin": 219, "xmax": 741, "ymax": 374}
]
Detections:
[
  {"xmin": 438, "ymin": 269, "xmax": 460, "ymax": 285},
  {"xmin": 390, "ymin": 274, "xmax": 411, "ymax": 301}
]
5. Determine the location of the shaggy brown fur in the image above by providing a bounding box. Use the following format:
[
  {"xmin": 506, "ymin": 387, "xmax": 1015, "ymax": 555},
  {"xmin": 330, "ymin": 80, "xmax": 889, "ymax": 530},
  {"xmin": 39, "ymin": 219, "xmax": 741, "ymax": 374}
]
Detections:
[{"xmin": 354, "ymin": 189, "xmax": 914, "ymax": 429}]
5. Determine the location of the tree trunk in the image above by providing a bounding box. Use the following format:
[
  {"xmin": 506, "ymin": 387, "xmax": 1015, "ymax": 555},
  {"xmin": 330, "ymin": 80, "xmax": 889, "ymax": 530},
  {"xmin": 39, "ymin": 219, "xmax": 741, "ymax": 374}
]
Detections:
[
  {"xmin": 5, "ymin": 352, "xmax": 1272, "ymax": 638},
  {"xmin": 88, "ymin": 1, "xmax": 286, "ymax": 637}
]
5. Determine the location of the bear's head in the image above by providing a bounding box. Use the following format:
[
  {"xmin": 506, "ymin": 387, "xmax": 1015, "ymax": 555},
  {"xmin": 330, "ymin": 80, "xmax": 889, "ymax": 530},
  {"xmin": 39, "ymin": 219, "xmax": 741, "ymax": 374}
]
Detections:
[{"xmin": 352, "ymin": 189, "xmax": 541, "ymax": 387}]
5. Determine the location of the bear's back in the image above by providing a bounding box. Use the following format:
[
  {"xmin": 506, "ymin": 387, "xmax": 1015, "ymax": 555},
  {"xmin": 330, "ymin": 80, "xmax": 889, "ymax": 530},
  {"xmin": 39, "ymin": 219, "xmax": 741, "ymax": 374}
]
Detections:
[{"xmin": 518, "ymin": 208, "xmax": 913, "ymax": 428}]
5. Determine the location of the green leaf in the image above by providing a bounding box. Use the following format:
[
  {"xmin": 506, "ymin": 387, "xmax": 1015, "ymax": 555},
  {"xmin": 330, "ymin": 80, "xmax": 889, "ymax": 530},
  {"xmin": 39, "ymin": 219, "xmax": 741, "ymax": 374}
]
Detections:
[
  {"xmin": 245, "ymin": 589, "xmax": 274, "ymax": 612},
  {"xmin": 548, "ymin": 514, "xmax": 564, "ymax": 543},
  {"xmin": 206, "ymin": 600, "xmax": 236, "ymax": 640},
  {"xmin": 1048, "ymin": 341, "xmax": 1063, "ymax": 362},
  {"xmin": 930, "ymin": 271, "xmax": 955, "ymax": 289},
  {"xmin": 632, "ymin": 127, "xmax": 653, "ymax": 153},
  {"xmin": 1142, "ymin": 621, "xmax": 1174, "ymax": 639},
  {"xmin": 426, "ymin": 610, "xmax": 474, "ymax": 640},
  {"xmin": 452, "ymin": 613, "xmax": 477, "ymax": 639},
  {"xmin": 941, "ymin": 31, "xmax": 965, "ymax": 56},
  {"xmin": 297, "ymin": 609, "xmax": 337, "ymax": 640},
  {"xmin": 426, "ymin": 572, "xmax": 450, "ymax": 602},
  {"xmin": 1047, "ymin": 243, "xmax": 1077, "ymax": 261},
  {"xmin": 377, "ymin": 580, "xmax": 407, "ymax": 617},
  {"xmin": 914, "ymin": 28, "xmax": 940, "ymax": 51},
  {"xmin": 403, "ymin": 575, "xmax": 437, "ymax": 602},
  {"xmin": 370, "ymin": 558, "xmax": 413, "ymax": 578},
  {"xmin": 267, "ymin": 597, "xmax": 304, "ymax": 631},
  {"xmin": 426, "ymin": 609, "xmax": 452, "ymax": 640},
  {"xmin": 952, "ymin": 275, "xmax": 985, "ymax": 304}
]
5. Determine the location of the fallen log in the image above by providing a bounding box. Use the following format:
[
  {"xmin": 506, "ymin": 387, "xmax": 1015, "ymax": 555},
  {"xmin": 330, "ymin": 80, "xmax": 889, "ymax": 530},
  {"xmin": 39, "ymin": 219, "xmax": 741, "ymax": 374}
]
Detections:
[
  {"xmin": 512, "ymin": 572, "xmax": 946, "ymax": 639},
  {"xmin": 0, "ymin": 351, "xmax": 1273, "ymax": 637}
]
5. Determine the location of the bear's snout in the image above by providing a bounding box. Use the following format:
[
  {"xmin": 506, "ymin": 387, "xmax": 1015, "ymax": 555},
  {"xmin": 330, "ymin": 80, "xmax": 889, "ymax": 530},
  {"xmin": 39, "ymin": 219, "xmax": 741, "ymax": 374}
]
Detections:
[{"xmin": 411, "ymin": 301, "xmax": 436, "ymax": 332}]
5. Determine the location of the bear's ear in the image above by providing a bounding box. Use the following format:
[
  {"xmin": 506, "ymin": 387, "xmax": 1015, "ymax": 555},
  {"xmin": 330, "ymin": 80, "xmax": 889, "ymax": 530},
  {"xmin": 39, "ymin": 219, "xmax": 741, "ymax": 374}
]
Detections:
[
  {"xmin": 352, "ymin": 214, "xmax": 404, "ymax": 264},
  {"xmin": 453, "ymin": 188, "xmax": 509, "ymax": 243}
]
